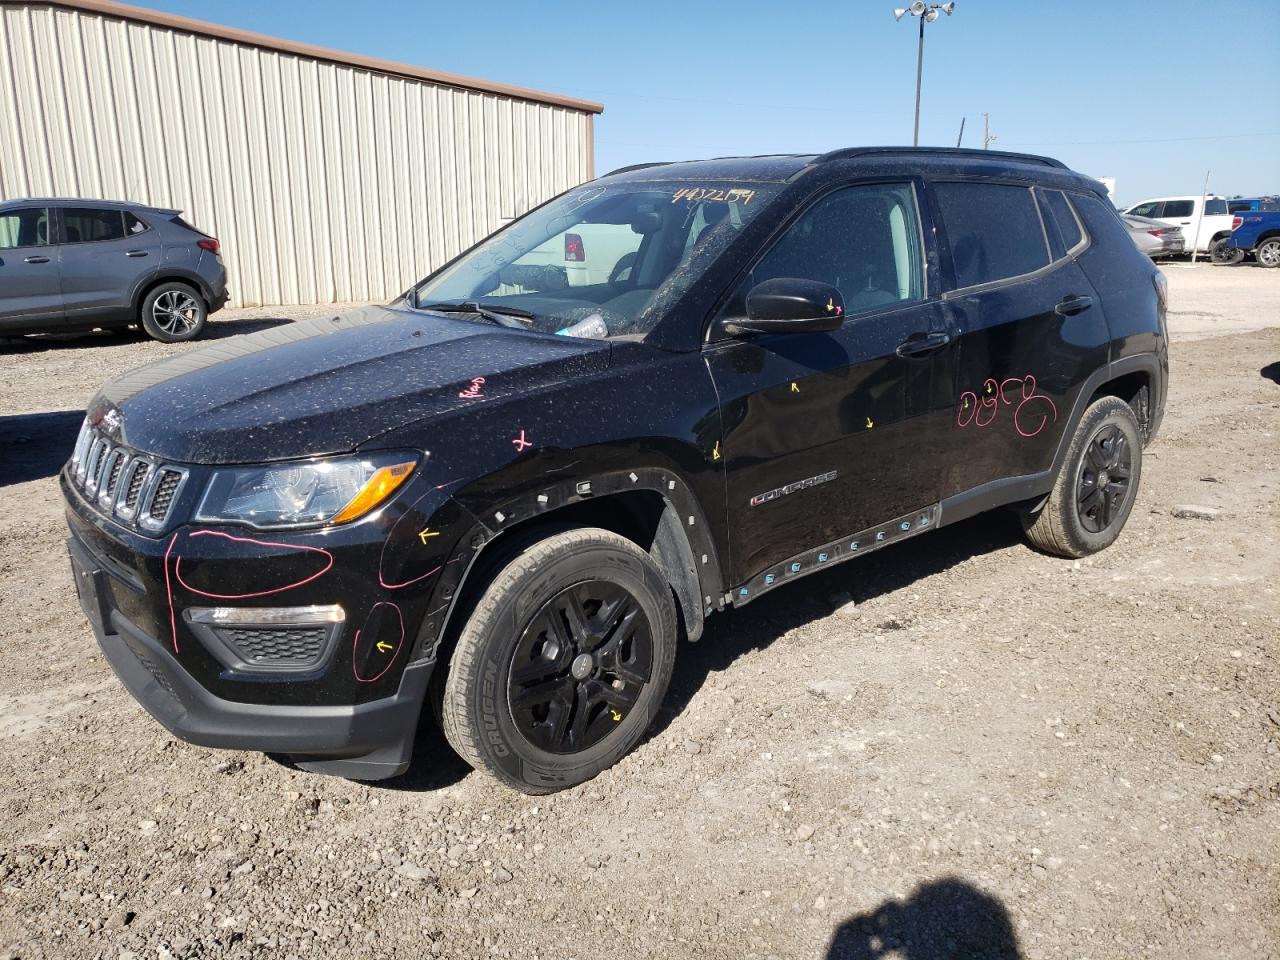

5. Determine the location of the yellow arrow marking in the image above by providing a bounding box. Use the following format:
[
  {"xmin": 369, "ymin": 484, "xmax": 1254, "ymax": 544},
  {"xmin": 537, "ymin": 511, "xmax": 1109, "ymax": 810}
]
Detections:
[
  {"xmin": 825, "ymin": 296, "xmax": 835, "ymax": 313},
  {"xmin": 610, "ymin": 708, "xmax": 623, "ymax": 722},
  {"xmin": 375, "ymin": 641, "xmax": 394, "ymax": 653},
  {"xmin": 790, "ymin": 382, "xmax": 799, "ymax": 393},
  {"xmin": 962, "ymin": 397, "xmax": 969, "ymax": 409},
  {"xmin": 711, "ymin": 441, "xmax": 721, "ymax": 461},
  {"xmin": 986, "ymin": 382, "xmax": 994, "ymax": 394},
  {"xmin": 866, "ymin": 416, "xmax": 874, "ymax": 429},
  {"xmin": 418, "ymin": 528, "xmax": 439, "ymax": 544}
]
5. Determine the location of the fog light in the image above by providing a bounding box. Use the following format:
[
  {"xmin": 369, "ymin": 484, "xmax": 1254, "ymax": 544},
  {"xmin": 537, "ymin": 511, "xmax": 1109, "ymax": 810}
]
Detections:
[{"xmin": 185, "ymin": 605, "xmax": 345, "ymax": 673}]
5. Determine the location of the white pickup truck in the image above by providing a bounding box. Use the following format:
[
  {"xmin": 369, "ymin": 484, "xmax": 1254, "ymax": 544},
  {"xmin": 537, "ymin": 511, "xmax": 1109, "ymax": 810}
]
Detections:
[{"xmin": 1121, "ymin": 195, "xmax": 1234, "ymax": 256}]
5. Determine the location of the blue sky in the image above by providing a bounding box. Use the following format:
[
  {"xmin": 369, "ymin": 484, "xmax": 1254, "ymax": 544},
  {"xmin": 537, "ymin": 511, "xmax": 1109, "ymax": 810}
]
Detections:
[{"xmin": 134, "ymin": 0, "xmax": 1279, "ymax": 205}]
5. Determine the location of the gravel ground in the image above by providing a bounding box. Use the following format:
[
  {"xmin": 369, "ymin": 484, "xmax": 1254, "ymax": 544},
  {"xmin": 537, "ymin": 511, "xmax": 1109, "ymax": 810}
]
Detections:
[{"xmin": 0, "ymin": 268, "xmax": 1276, "ymax": 959}]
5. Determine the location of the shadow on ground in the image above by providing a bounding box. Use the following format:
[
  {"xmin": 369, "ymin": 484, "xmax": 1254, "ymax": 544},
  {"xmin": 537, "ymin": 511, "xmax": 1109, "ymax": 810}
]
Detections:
[
  {"xmin": 653, "ymin": 509, "xmax": 1025, "ymax": 739},
  {"xmin": 1262, "ymin": 362, "xmax": 1280, "ymax": 385},
  {"xmin": 826, "ymin": 877, "xmax": 1022, "ymax": 959},
  {"xmin": 0, "ymin": 316, "xmax": 293, "ymax": 353},
  {"xmin": 376, "ymin": 510, "xmax": 1024, "ymax": 793},
  {"xmin": 0, "ymin": 410, "xmax": 84, "ymax": 486}
]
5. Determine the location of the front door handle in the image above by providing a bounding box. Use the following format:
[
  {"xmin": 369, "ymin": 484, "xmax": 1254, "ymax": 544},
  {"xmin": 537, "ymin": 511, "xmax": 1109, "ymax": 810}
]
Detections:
[
  {"xmin": 23, "ymin": 255, "xmax": 50, "ymax": 264},
  {"xmin": 1054, "ymin": 294, "xmax": 1093, "ymax": 317},
  {"xmin": 895, "ymin": 331, "xmax": 951, "ymax": 358},
  {"xmin": 124, "ymin": 250, "xmax": 150, "ymax": 257}
]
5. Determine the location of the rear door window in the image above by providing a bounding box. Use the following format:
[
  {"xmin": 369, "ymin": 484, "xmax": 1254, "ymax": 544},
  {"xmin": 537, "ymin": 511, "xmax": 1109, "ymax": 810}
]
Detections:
[
  {"xmin": 61, "ymin": 208, "xmax": 127, "ymax": 244},
  {"xmin": 1161, "ymin": 200, "xmax": 1194, "ymax": 219},
  {"xmin": 0, "ymin": 208, "xmax": 50, "ymax": 249},
  {"xmin": 933, "ymin": 181, "xmax": 1050, "ymax": 288}
]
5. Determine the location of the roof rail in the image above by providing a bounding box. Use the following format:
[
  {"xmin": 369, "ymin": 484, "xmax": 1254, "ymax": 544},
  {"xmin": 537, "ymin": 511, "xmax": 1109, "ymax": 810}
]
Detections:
[
  {"xmin": 814, "ymin": 146, "xmax": 1067, "ymax": 169},
  {"xmin": 603, "ymin": 161, "xmax": 674, "ymax": 177}
]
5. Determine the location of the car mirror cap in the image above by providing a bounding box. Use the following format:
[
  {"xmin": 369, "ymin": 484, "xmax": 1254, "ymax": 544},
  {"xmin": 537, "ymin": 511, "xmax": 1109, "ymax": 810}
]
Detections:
[{"xmin": 726, "ymin": 277, "xmax": 845, "ymax": 336}]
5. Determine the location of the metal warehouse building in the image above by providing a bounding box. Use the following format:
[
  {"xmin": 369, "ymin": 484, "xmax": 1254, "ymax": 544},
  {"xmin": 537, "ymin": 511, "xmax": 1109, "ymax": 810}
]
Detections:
[{"xmin": 0, "ymin": 0, "xmax": 602, "ymax": 306}]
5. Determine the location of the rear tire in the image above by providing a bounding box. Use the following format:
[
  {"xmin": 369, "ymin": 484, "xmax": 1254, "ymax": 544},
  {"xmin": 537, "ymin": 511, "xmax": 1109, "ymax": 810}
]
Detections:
[
  {"xmin": 439, "ymin": 527, "xmax": 677, "ymax": 794},
  {"xmin": 140, "ymin": 282, "xmax": 207, "ymax": 342},
  {"xmin": 1210, "ymin": 238, "xmax": 1245, "ymax": 265},
  {"xmin": 1022, "ymin": 396, "xmax": 1143, "ymax": 558},
  {"xmin": 1256, "ymin": 238, "xmax": 1280, "ymax": 269}
]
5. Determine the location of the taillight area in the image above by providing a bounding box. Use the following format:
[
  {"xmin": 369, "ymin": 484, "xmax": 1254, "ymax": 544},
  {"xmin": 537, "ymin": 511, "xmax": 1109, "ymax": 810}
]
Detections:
[
  {"xmin": 1231, "ymin": 216, "xmax": 1243, "ymax": 231},
  {"xmin": 197, "ymin": 237, "xmax": 220, "ymax": 255},
  {"xmin": 1153, "ymin": 270, "xmax": 1169, "ymax": 311},
  {"xmin": 564, "ymin": 233, "xmax": 585, "ymax": 262}
]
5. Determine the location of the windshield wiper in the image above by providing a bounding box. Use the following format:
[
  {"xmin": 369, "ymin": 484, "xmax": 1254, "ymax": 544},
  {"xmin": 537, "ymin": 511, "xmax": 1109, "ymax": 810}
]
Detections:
[{"xmin": 419, "ymin": 300, "xmax": 535, "ymax": 330}]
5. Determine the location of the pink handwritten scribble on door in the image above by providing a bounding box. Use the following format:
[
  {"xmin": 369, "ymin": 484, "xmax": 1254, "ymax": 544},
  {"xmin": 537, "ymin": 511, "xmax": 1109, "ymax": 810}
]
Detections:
[
  {"xmin": 956, "ymin": 374, "xmax": 1058, "ymax": 438},
  {"xmin": 458, "ymin": 376, "xmax": 486, "ymax": 399}
]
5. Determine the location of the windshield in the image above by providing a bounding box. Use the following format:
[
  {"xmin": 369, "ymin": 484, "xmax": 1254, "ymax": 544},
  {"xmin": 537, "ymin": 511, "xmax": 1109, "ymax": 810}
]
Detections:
[{"xmin": 410, "ymin": 180, "xmax": 781, "ymax": 340}]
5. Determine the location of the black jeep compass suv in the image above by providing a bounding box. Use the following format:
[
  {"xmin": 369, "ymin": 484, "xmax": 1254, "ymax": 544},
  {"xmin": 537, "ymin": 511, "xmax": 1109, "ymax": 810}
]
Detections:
[{"xmin": 63, "ymin": 147, "xmax": 1168, "ymax": 794}]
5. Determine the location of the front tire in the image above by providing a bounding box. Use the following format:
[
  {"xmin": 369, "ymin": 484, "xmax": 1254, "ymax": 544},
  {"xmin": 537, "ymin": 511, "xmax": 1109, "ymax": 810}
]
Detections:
[
  {"xmin": 140, "ymin": 282, "xmax": 207, "ymax": 342},
  {"xmin": 1022, "ymin": 396, "xmax": 1143, "ymax": 558},
  {"xmin": 1256, "ymin": 238, "xmax": 1280, "ymax": 269},
  {"xmin": 439, "ymin": 527, "xmax": 677, "ymax": 794}
]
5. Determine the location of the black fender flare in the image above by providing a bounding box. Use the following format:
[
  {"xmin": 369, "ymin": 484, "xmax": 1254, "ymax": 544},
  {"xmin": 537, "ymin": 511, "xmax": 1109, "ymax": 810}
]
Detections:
[{"xmin": 408, "ymin": 467, "xmax": 725, "ymax": 666}]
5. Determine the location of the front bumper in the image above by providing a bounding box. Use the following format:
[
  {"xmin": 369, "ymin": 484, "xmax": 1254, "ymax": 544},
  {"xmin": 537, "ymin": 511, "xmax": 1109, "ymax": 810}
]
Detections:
[{"xmin": 69, "ymin": 532, "xmax": 432, "ymax": 779}]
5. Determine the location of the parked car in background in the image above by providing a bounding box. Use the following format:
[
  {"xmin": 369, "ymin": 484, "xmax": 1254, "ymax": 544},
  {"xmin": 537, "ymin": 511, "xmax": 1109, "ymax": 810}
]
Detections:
[
  {"xmin": 517, "ymin": 222, "xmax": 642, "ymax": 289},
  {"xmin": 0, "ymin": 199, "xmax": 227, "ymax": 342},
  {"xmin": 63, "ymin": 147, "xmax": 1169, "ymax": 793},
  {"xmin": 1227, "ymin": 196, "xmax": 1280, "ymax": 214},
  {"xmin": 1121, "ymin": 195, "xmax": 1233, "ymax": 256},
  {"xmin": 1122, "ymin": 214, "xmax": 1184, "ymax": 259},
  {"xmin": 1218, "ymin": 210, "xmax": 1280, "ymax": 267}
]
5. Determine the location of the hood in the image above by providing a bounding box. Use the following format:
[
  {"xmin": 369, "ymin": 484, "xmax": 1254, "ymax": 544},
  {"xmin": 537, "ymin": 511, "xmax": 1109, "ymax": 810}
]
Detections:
[{"xmin": 91, "ymin": 305, "xmax": 611, "ymax": 463}]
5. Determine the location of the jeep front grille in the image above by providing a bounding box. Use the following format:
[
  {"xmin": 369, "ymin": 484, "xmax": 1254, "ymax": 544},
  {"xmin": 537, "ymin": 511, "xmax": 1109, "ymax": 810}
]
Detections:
[{"xmin": 68, "ymin": 420, "xmax": 190, "ymax": 534}]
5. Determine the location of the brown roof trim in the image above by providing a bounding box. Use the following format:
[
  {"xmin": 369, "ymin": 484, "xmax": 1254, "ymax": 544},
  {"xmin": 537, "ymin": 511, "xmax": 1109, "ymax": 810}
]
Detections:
[{"xmin": 11, "ymin": 0, "xmax": 604, "ymax": 114}]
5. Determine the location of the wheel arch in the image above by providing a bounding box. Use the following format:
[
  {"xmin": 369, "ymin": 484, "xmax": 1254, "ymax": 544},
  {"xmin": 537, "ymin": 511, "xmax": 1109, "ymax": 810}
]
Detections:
[
  {"xmin": 130, "ymin": 272, "xmax": 212, "ymax": 318},
  {"xmin": 1088, "ymin": 368, "xmax": 1154, "ymax": 442},
  {"xmin": 412, "ymin": 473, "xmax": 724, "ymax": 676}
]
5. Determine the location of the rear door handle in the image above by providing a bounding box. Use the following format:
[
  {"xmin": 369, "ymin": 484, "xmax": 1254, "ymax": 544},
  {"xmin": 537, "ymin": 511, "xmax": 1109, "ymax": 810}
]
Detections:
[
  {"xmin": 1054, "ymin": 294, "xmax": 1093, "ymax": 317},
  {"xmin": 124, "ymin": 250, "xmax": 150, "ymax": 257},
  {"xmin": 23, "ymin": 255, "xmax": 50, "ymax": 264},
  {"xmin": 895, "ymin": 331, "xmax": 951, "ymax": 358}
]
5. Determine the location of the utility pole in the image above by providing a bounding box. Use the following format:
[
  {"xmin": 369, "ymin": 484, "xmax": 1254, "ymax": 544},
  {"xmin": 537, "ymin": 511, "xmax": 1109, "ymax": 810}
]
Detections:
[
  {"xmin": 983, "ymin": 112, "xmax": 997, "ymax": 150},
  {"xmin": 956, "ymin": 116, "xmax": 966, "ymax": 148},
  {"xmin": 894, "ymin": 2, "xmax": 956, "ymax": 147}
]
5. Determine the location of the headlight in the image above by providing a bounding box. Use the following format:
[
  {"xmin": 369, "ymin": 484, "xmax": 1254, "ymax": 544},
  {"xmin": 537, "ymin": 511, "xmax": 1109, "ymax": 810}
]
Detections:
[{"xmin": 195, "ymin": 453, "xmax": 417, "ymax": 529}]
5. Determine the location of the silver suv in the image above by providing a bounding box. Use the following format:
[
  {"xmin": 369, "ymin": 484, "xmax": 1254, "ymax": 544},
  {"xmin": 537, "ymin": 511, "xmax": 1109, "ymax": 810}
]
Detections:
[{"xmin": 0, "ymin": 199, "xmax": 228, "ymax": 342}]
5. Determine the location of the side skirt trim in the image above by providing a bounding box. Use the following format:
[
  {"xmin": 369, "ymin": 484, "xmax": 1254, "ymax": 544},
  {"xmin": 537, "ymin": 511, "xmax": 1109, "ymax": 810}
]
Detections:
[{"xmin": 728, "ymin": 504, "xmax": 941, "ymax": 607}]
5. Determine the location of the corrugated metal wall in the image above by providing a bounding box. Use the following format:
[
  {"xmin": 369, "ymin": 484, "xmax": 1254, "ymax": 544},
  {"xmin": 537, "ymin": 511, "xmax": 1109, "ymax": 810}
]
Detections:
[{"xmin": 0, "ymin": 3, "xmax": 594, "ymax": 306}]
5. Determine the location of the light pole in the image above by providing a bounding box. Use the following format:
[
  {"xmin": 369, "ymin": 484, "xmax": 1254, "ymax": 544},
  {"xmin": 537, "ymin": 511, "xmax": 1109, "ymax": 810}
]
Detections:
[{"xmin": 894, "ymin": 1, "xmax": 955, "ymax": 147}]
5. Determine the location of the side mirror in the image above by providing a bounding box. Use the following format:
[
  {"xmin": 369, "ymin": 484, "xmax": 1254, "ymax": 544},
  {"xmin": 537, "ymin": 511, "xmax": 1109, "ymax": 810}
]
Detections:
[{"xmin": 720, "ymin": 277, "xmax": 845, "ymax": 337}]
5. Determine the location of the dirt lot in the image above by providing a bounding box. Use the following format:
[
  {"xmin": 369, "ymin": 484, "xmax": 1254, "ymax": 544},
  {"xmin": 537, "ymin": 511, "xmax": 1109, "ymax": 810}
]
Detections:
[{"xmin": 0, "ymin": 266, "xmax": 1276, "ymax": 960}]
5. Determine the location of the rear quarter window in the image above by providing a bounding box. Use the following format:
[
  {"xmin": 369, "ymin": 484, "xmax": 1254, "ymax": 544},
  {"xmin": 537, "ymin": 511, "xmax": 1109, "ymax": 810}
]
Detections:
[
  {"xmin": 933, "ymin": 181, "xmax": 1050, "ymax": 288},
  {"xmin": 1039, "ymin": 189, "xmax": 1084, "ymax": 254}
]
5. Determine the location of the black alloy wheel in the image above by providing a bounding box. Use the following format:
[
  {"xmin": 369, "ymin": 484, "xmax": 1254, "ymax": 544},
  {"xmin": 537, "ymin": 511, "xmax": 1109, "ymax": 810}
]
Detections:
[
  {"xmin": 437, "ymin": 526, "xmax": 678, "ymax": 794},
  {"xmin": 1076, "ymin": 424, "xmax": 1133, "ymax": 534},
  {"xmin": 1021, "ymin": 395, "xmax": 1143, "ymax": 558},
  {"xmin": 507, "ymin": 580, "xmax": 653, "ymax": 754}
]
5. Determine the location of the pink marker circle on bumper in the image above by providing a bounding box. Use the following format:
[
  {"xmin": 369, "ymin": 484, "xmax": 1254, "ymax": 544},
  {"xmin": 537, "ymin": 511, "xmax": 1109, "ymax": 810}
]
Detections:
[{"xmin": 353, "ymin": 601, "xmax": 405, "ymax": 683}]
